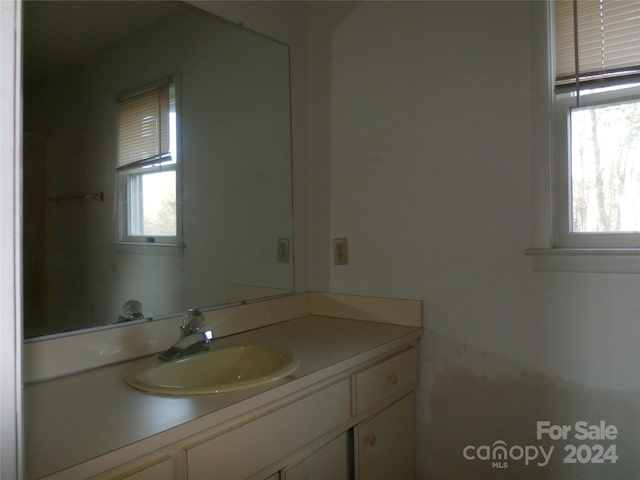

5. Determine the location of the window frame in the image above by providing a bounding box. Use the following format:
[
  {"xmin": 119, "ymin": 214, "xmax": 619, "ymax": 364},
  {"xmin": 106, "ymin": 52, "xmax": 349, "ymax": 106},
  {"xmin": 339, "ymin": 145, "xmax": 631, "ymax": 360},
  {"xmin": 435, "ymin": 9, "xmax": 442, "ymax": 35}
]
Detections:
[{"xmin": 115, "ymin": 76, "xmax": 183, "ymax": 248}]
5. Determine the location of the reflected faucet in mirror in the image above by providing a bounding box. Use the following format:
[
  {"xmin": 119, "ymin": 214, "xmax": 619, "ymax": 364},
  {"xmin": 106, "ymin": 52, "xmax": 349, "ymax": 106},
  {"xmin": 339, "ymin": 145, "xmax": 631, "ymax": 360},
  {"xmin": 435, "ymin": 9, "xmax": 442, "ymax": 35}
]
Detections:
[{"xmin": 117, "ymin": 300, "xmax": 144, "ymax": 323}]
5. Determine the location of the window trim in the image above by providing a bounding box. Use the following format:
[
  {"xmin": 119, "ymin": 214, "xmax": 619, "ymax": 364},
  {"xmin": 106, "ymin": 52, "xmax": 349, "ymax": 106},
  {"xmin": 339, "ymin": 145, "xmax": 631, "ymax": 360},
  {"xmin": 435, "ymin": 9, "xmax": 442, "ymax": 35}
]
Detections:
[{"xmin": 525, "ymin": 247, "xmax": 640, "ymax": 273}]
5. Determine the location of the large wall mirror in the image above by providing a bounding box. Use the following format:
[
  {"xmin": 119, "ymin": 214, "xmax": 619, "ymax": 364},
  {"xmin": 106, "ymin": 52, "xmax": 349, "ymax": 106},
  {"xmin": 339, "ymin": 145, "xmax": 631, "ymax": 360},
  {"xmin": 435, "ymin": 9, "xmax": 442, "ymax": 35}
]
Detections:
[{"xmin": 23, "ymin": 1, "xmax": 294, "ymax": 339}]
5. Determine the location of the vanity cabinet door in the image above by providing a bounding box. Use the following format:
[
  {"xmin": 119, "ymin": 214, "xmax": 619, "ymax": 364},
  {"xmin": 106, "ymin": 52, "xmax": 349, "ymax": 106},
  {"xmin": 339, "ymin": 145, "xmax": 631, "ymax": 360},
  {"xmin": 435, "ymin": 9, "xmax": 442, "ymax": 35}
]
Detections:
[
  {"xmin": 186, "ymin": 379, "xmax": 350, "ymax": 480},
  {"xmin": 280, "ymin": 433, "xmax": 349, "ymax": 480},
  {"xmin": 354, "ymin": 393, "xmax": 415, "ymax": 480}
]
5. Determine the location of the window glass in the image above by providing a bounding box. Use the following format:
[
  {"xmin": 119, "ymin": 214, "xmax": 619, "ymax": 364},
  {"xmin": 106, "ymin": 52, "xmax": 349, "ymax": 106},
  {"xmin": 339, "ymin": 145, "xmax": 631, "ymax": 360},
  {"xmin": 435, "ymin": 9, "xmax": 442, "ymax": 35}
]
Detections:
[
  {"xmin": 129, "ymin": 168, "xmax": 177, "ymax": 237},
  {"xmin": 570, "ymin": 98, "xmax": 640, "ymax": 233}
]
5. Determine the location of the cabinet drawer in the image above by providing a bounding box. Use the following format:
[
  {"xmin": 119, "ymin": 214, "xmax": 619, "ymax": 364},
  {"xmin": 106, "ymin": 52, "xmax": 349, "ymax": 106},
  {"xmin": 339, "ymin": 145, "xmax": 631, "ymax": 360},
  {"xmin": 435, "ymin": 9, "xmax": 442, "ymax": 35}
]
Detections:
[
  {"xmin": 352, "ymin": 347, "xmax": 417, "ymax": 414},
  {"xmin": 186, "ymin": 379, "xmax": 350, "ymax": 480}
]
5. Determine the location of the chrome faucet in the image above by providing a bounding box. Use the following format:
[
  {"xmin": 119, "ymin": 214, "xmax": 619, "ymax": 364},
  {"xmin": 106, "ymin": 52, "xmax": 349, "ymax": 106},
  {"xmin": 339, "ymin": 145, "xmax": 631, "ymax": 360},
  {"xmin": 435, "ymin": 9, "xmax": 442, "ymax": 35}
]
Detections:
[{"xmin": 159, "ymin": 309, "xmax": 215, "ymax": 361}]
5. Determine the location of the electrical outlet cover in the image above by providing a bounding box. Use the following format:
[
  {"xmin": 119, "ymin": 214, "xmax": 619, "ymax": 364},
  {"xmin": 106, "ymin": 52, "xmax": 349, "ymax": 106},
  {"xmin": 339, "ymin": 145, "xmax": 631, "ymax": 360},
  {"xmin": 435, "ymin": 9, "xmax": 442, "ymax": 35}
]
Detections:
[{"xmin": 333, "ymin": 238, "xmax": 348, "ymax": 265}]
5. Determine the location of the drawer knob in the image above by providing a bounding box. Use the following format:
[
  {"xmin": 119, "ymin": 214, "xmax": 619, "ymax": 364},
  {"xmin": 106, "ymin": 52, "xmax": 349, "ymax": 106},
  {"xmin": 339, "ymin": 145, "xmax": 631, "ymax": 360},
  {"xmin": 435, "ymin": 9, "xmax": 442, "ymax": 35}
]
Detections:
[
  {"xmin": 387, "ymin": 372, "xmax": 399, "ymax": 385},
  {"xmin": 365, "ymin": 433, "xmax": 377, "ymax": 446}
]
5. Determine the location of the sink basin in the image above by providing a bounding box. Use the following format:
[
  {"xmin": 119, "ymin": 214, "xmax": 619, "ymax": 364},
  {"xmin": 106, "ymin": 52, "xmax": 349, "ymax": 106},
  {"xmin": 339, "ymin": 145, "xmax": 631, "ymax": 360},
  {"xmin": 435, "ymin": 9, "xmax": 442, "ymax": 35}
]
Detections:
[{"xmin": 125, "ymin": 345, "xmax": 299, "ymax": 395}]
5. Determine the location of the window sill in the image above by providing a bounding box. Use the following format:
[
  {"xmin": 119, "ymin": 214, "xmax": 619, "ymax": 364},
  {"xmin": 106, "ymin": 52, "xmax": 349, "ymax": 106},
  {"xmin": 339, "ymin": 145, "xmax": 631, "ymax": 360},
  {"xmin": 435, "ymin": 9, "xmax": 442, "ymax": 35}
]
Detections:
[
  {"xmin": 114, "ymin": 242, "xmax": 185, "ymax": 257},
  {"xmin": 525, "ymin": 248, "xmax": 640, "ymax": 273}
]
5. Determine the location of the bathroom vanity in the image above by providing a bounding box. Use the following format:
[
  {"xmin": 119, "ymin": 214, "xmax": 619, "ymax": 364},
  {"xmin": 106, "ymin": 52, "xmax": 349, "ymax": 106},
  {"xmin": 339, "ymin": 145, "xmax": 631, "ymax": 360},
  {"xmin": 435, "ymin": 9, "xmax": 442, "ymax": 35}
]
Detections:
[{"xmin": 24, "ymin": 293, "xmax": 422, "ymax": 480}]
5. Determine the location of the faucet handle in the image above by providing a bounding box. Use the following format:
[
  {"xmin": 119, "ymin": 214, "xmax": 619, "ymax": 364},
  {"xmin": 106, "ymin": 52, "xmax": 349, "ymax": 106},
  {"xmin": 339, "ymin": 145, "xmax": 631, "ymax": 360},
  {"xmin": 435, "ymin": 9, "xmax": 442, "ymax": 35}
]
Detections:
[{"xmin": 181, "ymin": 309, "xmax": 204, "ymax": 337}]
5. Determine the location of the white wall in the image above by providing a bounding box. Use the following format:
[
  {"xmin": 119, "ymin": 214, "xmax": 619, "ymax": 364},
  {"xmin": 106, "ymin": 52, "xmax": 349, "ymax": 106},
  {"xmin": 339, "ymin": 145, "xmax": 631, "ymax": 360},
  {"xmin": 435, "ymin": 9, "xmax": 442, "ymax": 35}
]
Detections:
[{"xmin": 308, "ymin": 1, "xmax": 640, "ymax": 478}]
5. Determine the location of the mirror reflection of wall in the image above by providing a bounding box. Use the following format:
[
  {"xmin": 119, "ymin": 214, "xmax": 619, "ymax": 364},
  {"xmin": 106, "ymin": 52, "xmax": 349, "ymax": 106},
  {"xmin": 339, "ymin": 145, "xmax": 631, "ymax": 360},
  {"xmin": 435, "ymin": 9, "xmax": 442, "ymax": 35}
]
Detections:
[{"xmin": 23, "ymin": 1, "xmax": 294, "ymax": 338}]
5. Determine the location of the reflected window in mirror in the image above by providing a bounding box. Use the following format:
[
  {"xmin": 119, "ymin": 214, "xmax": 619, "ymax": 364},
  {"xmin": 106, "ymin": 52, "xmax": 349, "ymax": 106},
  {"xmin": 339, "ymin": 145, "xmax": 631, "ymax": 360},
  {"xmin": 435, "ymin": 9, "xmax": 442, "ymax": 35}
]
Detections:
[{"xmin": 116, "ymin": 78, "xmax": 181, "ymax": 245}]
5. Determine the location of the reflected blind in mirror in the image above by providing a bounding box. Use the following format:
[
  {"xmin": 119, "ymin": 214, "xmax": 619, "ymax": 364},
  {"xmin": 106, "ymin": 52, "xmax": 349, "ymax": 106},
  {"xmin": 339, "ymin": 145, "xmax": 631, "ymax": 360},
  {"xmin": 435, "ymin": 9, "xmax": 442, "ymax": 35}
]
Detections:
[{"xmin": 117, "ymin": 83, "xmax": 171, "ymax": 169}]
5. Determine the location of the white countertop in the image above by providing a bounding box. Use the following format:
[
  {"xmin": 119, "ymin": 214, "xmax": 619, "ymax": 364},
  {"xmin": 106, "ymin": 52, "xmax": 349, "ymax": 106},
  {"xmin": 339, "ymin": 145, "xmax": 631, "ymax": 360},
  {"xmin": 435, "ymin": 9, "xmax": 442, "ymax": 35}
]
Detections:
[{"xmin": 25, "ymin": 315, "xmax": 421, "ymax": 480}]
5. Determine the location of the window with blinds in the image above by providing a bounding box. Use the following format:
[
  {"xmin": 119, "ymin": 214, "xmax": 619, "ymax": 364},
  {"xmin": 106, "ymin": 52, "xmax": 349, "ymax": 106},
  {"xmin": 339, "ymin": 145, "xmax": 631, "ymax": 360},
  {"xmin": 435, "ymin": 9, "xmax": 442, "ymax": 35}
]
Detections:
[
  {"xmin": 555, "ymin": 0, "xmax": 640, "ymax": 92},
  {"xmin": 116, "ymin": 78, "xmax": 181, "ymax": 245}
]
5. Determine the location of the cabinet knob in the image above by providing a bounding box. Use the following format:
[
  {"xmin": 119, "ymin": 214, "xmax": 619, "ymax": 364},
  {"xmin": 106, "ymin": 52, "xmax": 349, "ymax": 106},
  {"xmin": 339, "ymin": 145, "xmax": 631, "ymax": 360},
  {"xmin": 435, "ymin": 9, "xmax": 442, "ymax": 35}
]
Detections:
[
  {"xmin": 387, "ymin": 372, "xmax": 399, "ymax": 385},
  {"xmin": 364, "ymin": 433, "xmax": 377, "ymax": 446}
]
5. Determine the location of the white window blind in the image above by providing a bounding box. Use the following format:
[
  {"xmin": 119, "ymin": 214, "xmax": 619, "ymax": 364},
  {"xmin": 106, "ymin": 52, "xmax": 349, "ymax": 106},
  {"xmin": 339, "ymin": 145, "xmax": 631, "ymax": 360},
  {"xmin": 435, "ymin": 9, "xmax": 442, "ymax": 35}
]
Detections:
[
  {"xmin": 555, "ymin": 0, "xmax": 640, "ymax": 92},
  {"xmin": 117, "ymin": 83, "xmax": 171, "ymax": 169}
]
